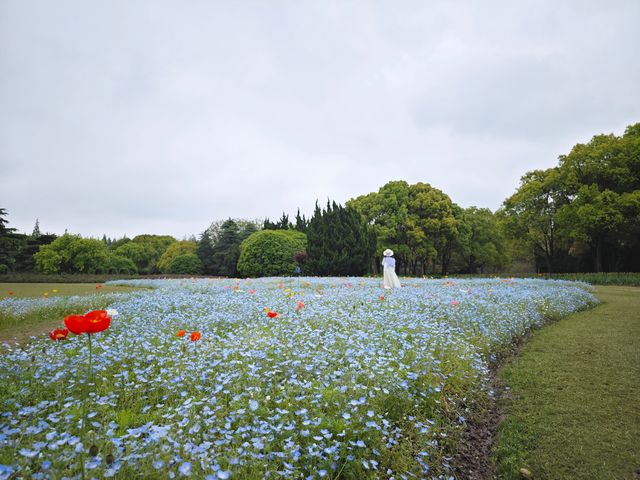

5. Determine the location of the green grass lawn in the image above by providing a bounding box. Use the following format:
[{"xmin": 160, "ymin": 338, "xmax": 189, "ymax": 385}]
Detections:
[
  {"xmin": 494, "ymin": 286, "xmax": 640, "ymax": 479},
  {"xmin": 0, "ymin": 282, "xmax": 141, "ymax": 299},
  {"xmin": 0, "ymin": 283, "xmax": 145, "ymax": 343}
]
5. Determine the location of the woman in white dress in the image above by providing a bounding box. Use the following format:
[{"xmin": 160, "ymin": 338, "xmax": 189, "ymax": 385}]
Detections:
[{"xmin": 382, "ymin": 249, "xmax": 401, "ymax": 289}]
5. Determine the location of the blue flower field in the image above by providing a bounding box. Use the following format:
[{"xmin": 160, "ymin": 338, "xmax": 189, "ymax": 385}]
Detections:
[{"xmin": 0, "ymin": 277, "xmax": 597, "ymax": 479}]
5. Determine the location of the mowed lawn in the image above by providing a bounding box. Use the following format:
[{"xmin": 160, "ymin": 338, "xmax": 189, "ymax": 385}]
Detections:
[
  {"xmin": 0, "ymin": 282, "xmax": 141, "ymax": 299},
  {"xmin": 495, "ymin": 286, "xmax": 640, "ymax": 479},
  {"xmin": 0, "ymin": 283, "xmax": 145, "ymax": 343}
]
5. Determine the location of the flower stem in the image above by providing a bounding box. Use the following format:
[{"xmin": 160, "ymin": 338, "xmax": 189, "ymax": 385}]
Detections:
[{"xmin": 79, "ymin": 333, "xmax": 92, "ymax": 480}]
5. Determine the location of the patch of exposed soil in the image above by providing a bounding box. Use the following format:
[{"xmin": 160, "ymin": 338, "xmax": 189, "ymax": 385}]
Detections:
[
  {"xmin": 450, "ymin": 368, "xmax": 509, "ymax": 479},
  {"xmin": 451, "ymin": 332, "xmax": 534, "ymax": 480}
]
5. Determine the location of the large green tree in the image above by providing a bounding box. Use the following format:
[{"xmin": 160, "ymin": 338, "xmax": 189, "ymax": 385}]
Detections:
[
  {"xmin": 500, "ymin": 168, "xmax": 568, "ymax": 272},
  {"xmin": 555, "ymin": 124, "xmax": 640, "ymax": 271},
  {"xmin": 454, "ymin": 207, "xmax": 508, "ymax": 273},
  {"xmin": 348, "ymin": 181, "xmax": 460, "ymax": 275},
  {"xmin": 115, "ymin": 234, "xmax": 175, "ymax": 273},
  {"xmin": 34, "ymin": 234, "xmax": 110, "ymax": 274},
  {"xmin": 197, "ymin": 230, "xmax": 216, "ymax": 274},
  {"xmin": 0, "ymin": 208, "xmax": 19, "ymax": 272},
  {"xmin": 199, "ymin": 219, "xmax": 260, "ymax": 276},
  {"xmin": 501, "ymin": 122, "xmax": 640, "ymax": 272},
  {"xmin": 406, "ymin": 182, "xmax": 461, "ymax": 275},
  {"xmin": 13, "ymin": 233, "xmax": 57, "ymax": 272},
  {"xmin": 347, "ymin": 181, "xmax": 411, "ymax": 272}
]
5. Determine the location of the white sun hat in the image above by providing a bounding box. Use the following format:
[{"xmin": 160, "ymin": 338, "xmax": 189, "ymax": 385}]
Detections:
[{"xmin": 383, "ymin": 249, "xmax": 394, "ymax": 257}]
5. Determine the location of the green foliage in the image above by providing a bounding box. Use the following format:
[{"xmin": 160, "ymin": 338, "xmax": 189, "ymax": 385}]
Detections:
[
  {"xmin": 115, "ymin": 235, "xmax": 175, "ymax": 273},
  {"xmin": 263, "ymin": 213, "xmax": 292, "ymax": 230},
  {"xmin": 30, "ymin": 234, "xmax": 136, "ymax": 275},
  {"xmin": 0, "ymin": 208, "xmax": 15, "ymax": 235},
  {"xmin": 197, "ymin": 231, "xmax": 215, "ymax": 274},
  {"xmin": 157, "ymin": 241, "xmax": 198, "ymax": 273},
  {"xmin": 203, "ymin": 219, "xmax": 261, "ymax": 246},
  {"xmin": 544, "ymin": 272, "xmax": 640, "ymax": 286},
  {"xmin": 237, "ymin": 230, "xmax": 307, "ymax": 277},
  {"xmin": 0, "ymin": 208, "xmax": 20, "ymax": 271},
  {"xmin": 105, "ymin": 253, "xmax": 138, "ymax": 274},
  {"xmin": 348, "ymin": 181, "xmax": 460, "ymax": 275},
  {"xmin": 200, "ymin": 219, "xmax": 260, "ymax": 276},
  {"xmin": 168, "ymin": 253, "xmax": 203, "ymax": 274},
  {"xmin": 34, "ymin": 234, "xmax": 110, "ymax": 274},
  {"xmin": 294, "ymin": 209, "xmax": 308, "ymax": 232},
  {"xmin": 501, "ymin": 122, "xmax": 640, "ymax": 272},
  {"xmin": 10, "ymin": 233, "xmax": 57, "ymax": 272},
  {"xmin": 306, "ymin": 201, "xmax": 376, "ymax": 276},
  {"xmin": 107, "ymin": 236, "xmax": 131, "ymax": 251},
  {"xmin": 454, "ymin": 207, "xmax": 509, "ymax": 273},
  {"xmin": 211, "ymin": 220, "xmax": 241, "ymax": 276}
]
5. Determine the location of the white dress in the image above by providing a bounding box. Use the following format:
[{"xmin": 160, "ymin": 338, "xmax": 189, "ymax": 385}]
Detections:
[{"xmin": 382, "ymin": 256, "xmax": 401, "ymax": 289}]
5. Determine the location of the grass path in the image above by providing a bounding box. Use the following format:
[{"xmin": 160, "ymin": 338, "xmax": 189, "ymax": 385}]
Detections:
[{"xmin": 494, "ymin": 286, "xmax": 640, "ymax": 479}]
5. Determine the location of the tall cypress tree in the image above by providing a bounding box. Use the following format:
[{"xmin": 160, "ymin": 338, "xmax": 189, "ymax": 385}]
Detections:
[
  {"xmin": 306, "ymin": 201, "xmax": 376, "ymax": 275},
  {"xmin": 0, "ymin": 208, "xmax": 18, "ymax": 271},
  {"xmin": 294, "ymin": 209, "xmax": 307, "ymax": 232},
  {"xmin": 197, "ymin": 230, "xmax": 216, "ymax": 274},
  {"xmin": 211, "ymin": 219, "xmax": 241, "ymax": 276}
]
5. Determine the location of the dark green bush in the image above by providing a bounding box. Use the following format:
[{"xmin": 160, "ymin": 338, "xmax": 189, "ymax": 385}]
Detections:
[
  {"xmin": 237, "ymin": 230, "xmax": 306, "ymax": 277},
  {"xmin": 168, "ymin": 254, "xmax": 203, "ymax": 274}
]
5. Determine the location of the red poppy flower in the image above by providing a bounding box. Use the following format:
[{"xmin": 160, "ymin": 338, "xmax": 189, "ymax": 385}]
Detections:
[
  {"xmin": 265, "ymin": 308, "xmax": 280, "ymax": 318},
  {"xmin": 176, "ymin": 329, "xmax": 186, "ymax": 337},
  {"xmin": 248, "ymin": 289, "xmax": 256, "ymax": 294},
  {"xmin": 296, "ymin": 300, "xmax": 304, "ymax": 311},
  {"xmin": 190, "ymin": 331, "xmax": 201, "ymax": 342},
  {"xmin": 8, "ymin": 291, "xmax": 14, "ymax": 296},
  {"xmin": 49, "ymin": 328, "xmax": 69, "ymax": 341},
  {"xmin": 64, "ymin": 310, "xmax": 111, "ymax": 335},
  {"xmin": 379, "ymin": 295, "xmax": 385, "ymax": 301}
]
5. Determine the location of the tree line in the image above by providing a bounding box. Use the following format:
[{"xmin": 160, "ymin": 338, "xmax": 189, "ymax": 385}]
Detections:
[{"xmin": 1, "ymin": 122, "xmax": 638, "ymax": 276}]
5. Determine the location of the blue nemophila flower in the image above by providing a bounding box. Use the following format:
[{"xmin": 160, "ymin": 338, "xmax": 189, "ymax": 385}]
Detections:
[
  {"xmin": 179, "ymin": 462, "xmax": 192, "ymax": 476},
  {"xmin": 18, "ymin": 448, "xmax": 38, "ymax": 458},
  {"xmin": 0, "ymin": 277, "xmax": 596, "ymax": 478}
]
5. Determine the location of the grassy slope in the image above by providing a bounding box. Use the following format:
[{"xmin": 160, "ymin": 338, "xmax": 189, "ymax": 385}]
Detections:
[
  {"xmin": 495, "ymin": 286, "xmax": 640, "ymax": 479},
  {"xmin": 0, "ymin": 283, "xmax": 145, "ymax": 343}
]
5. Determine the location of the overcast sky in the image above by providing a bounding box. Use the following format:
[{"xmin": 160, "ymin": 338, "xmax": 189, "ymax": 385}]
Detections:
[{"xmin": 1, "ymin": 1, "xmax": 639, "ymax": 239}]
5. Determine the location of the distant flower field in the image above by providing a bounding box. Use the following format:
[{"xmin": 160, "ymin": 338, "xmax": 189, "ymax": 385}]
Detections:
[{"xmin": 0, "ymin": 278, "xmax": 597, "ymax": 479}]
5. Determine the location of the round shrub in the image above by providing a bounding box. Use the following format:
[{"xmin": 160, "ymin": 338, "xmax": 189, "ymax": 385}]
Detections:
[
  {"xmin": 237, "ymin": 230, "xmax": 307, "ymax": 277},
  {"xmin": 168, "ymin": 254, "xmax": 203, "ymax": 274},
  {"xmin": 158, "ymin": 241, "xmax": 198, "ymax": 273}
]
